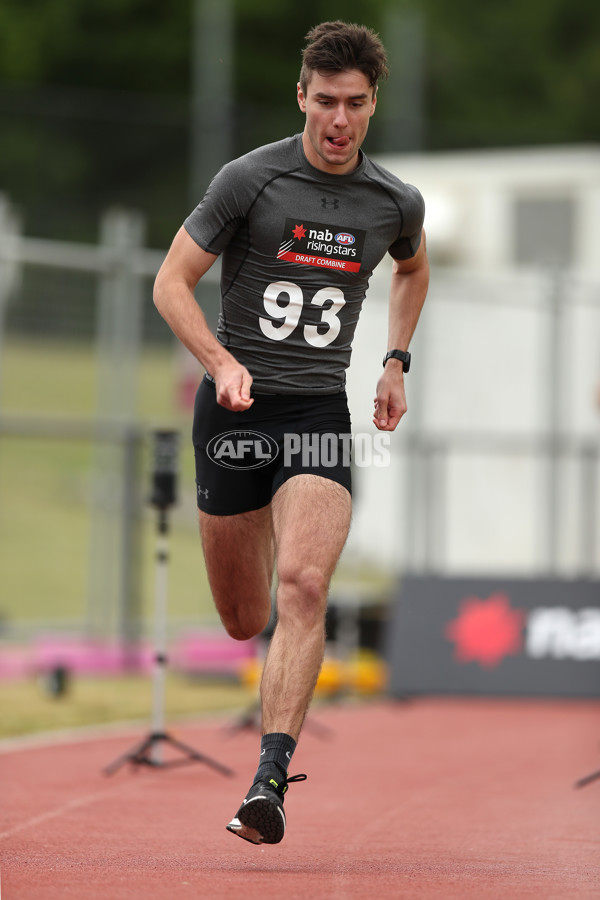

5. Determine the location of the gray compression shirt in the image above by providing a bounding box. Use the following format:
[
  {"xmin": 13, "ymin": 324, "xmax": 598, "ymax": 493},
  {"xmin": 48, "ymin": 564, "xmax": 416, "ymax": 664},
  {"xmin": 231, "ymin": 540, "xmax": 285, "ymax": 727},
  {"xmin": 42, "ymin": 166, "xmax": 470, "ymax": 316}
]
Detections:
[{"xmin": 184, "ymin": 133, "xmax": 425, "ymax": 394}]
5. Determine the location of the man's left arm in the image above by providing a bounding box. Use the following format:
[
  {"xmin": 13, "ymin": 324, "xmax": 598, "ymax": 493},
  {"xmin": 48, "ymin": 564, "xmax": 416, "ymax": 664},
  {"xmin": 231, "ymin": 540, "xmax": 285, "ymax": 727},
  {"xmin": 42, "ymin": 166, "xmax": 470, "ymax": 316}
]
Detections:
[{"xmin": 374, "ymin": 233, "xmax": 429, "ymax": 431}]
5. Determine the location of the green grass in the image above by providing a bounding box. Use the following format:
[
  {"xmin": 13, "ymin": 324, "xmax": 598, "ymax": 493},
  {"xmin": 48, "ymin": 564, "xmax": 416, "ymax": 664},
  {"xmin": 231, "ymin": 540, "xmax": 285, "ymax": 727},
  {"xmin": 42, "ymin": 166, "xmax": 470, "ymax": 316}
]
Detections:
[
  {"xmin": 0, "ymin": 337, "xmax": 217, "ymax": 630},
  {"xmin": 0, "ymin": 673, "xmax": 256, "ymax": 739},
  {"xmin": 0, "ymin": 336, "xmax": 177, "ymax": 419}
]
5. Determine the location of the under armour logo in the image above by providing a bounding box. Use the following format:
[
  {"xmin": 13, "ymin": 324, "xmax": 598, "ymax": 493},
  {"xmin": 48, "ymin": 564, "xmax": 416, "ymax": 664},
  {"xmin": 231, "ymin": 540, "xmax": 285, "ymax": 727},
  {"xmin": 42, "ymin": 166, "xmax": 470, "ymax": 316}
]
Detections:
[
  {"xmin": 197, "ymin": 485, "xmax": 209, "ymax": 499},
  {"xmin": 321, "ymin": 196, "xmax": 339, "ymax": 209}
]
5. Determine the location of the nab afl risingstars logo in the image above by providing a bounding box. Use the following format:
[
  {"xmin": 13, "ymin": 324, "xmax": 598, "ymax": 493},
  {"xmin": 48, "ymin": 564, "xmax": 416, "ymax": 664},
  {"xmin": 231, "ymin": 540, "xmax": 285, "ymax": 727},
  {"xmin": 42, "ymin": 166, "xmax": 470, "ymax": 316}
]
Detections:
[{"xmin": 277, "ymin": 217, "xmax": 366, "ymax": 273}]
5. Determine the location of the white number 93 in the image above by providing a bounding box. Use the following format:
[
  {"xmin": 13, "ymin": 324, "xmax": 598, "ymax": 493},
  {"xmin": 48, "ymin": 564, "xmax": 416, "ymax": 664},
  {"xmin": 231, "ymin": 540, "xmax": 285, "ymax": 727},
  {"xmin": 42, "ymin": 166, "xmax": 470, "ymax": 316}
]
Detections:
[{"xmin": 259, "ymin": 281, "xmax": 345, "ymax": 348}]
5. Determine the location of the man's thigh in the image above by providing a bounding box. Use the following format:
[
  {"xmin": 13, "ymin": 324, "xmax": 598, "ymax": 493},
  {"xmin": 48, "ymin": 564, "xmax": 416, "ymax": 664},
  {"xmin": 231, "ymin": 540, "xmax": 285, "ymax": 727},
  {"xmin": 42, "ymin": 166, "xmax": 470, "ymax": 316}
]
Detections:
[
  {"xmin": 199, "ymin": 505, "xmax": 274, "ymax": 596},
  {"xmin": 272, "ymin": 474, "xmax": 352, "ymax": 584},
  {"xmin": 199, "ymin": 506, "xmax": 275, "ymax": 639}
]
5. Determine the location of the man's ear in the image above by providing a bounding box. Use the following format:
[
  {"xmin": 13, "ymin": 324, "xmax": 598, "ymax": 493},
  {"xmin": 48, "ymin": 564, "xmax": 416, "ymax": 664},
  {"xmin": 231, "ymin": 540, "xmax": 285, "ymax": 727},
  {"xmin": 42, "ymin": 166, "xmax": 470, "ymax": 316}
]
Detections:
[
  {"xmin": 297, "ymin": 82, "xmax": 307, "ymax": 113},
  {"xmin": 371, "ymin": 86, "xmax": 378, "ymax": 117}
]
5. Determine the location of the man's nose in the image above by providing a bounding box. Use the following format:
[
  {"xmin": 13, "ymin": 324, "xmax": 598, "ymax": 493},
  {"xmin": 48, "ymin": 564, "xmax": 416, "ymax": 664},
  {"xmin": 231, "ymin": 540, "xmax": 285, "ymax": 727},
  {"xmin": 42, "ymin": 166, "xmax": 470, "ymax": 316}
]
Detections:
[{"xmin": 333, "ymin": 103, "xmax": 349, "ymax": 127}]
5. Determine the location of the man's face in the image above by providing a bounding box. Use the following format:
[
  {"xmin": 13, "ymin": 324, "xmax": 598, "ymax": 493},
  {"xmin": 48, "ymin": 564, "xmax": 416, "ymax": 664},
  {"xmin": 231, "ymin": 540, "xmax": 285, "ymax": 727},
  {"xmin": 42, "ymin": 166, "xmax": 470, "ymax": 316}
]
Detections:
[{"xmin": 297, "ymin": 68, "xmax": 377, "ymax": 175}]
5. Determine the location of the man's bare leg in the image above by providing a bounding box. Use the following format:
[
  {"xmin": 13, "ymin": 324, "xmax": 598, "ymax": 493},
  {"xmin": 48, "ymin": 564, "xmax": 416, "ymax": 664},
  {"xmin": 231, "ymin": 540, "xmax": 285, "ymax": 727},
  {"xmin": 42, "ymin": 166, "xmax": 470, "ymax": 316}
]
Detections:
[
  {"xmin": 199, "ymin": 505, "xmax": 274, "ymax": 641},
  {"xmin": 262, "ymin": 474, "xmax": 352, "ymax": 738},
  {"xmin": 226, "ymin": 474, "xmax": 351, "ymax": 844}
]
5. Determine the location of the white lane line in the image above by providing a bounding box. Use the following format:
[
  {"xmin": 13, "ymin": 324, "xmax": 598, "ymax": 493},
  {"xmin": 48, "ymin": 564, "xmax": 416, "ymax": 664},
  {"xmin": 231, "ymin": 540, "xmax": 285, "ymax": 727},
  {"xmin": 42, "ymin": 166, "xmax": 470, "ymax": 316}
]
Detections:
[{"xmin": 0, "ymin": 786, "xmax": 119, "ymax": 841}]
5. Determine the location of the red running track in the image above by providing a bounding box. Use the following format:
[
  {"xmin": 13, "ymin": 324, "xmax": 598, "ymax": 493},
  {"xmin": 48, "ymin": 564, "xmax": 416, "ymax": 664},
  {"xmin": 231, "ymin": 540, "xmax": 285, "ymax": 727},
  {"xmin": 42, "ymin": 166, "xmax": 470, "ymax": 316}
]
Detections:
[{"xmin": 1, "ymin": 698, "xmax": 599, "ymax": 899}]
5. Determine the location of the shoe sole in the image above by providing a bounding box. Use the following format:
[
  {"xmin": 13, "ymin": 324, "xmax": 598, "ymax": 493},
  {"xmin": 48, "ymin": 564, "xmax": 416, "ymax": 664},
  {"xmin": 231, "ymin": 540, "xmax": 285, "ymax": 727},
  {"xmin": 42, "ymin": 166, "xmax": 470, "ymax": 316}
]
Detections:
[{"xmin": 226, "ymin": 794, "xmax": 286, "ymax": 845}]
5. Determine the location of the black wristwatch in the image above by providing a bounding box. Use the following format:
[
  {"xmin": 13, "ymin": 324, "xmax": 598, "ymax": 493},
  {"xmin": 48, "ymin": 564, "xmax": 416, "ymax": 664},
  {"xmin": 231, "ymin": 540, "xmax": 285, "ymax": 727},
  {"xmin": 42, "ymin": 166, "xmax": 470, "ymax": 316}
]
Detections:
[{"xmin": 382, "ymin": 349, "xmax": 411, "ymax": 373}]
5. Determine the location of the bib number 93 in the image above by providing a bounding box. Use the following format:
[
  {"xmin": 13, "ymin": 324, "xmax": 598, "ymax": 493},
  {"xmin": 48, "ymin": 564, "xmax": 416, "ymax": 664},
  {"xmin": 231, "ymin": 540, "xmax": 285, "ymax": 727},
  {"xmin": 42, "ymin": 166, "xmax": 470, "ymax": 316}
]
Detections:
[{"xmin": 259, "ymin": 281, "xmax": 345, "ymax": 348}]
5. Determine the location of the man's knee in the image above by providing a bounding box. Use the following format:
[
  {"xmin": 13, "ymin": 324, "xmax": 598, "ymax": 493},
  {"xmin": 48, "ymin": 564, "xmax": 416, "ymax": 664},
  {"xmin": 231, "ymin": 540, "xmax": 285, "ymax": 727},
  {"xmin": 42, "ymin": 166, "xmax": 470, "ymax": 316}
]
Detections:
[
  {"xmin": 214, "ymin": 590, "xmax": 272, "ymax": 642},
  {"xmin": 222, "ymin": 620, "xmax": 265, "ymax": 642},
  {"xmin": 276, "ymin": 563, "xmax": 329, "ymax": 628},
  {"xmin": 212, "ymin": 584, "xmax": 271, "ymax": 641}
]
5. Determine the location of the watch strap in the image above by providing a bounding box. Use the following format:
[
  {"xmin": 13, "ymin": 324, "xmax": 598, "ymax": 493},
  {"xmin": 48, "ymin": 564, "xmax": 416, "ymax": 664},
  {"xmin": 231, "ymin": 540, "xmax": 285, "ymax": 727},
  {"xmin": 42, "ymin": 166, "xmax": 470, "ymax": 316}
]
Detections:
[{"xmin": 383, "ymin": 349, "xmax": 411, "ymax": 373}]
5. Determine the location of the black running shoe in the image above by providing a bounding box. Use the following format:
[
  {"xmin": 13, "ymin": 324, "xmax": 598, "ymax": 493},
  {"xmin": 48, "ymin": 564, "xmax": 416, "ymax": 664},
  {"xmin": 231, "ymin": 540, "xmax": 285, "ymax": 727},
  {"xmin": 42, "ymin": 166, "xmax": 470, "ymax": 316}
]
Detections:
[{"xmin": 226, "ymin": 772, "xmax": 307, "ymax": 845}]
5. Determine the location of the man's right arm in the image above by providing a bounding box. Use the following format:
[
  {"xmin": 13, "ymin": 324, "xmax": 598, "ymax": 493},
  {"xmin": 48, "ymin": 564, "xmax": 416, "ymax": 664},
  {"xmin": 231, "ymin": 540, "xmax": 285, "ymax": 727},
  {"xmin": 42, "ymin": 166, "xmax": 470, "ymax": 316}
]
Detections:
[{"xmin": 153, "ymin": 226, "xmax": 254, "ymax": 411}]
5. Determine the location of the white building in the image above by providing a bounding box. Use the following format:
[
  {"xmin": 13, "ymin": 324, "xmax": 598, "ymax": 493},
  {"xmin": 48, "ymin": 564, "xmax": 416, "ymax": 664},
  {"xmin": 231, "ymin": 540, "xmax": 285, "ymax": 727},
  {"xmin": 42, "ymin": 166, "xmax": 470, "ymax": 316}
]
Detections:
[
  {"xmin": 341, "ymin": 146, "xmax": 600, "ymax": 580},
  {"xmin": 376, "ymin": 144, "xmax": 600, "ymax": 273}
]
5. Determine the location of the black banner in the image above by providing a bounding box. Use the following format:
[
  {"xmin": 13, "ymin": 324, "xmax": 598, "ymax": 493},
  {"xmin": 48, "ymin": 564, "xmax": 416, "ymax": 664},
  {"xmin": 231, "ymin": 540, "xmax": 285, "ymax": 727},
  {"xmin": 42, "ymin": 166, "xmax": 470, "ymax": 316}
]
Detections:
[{"xmin": 385, "ymin": 576, "xmax": 600, "ymax": 697}]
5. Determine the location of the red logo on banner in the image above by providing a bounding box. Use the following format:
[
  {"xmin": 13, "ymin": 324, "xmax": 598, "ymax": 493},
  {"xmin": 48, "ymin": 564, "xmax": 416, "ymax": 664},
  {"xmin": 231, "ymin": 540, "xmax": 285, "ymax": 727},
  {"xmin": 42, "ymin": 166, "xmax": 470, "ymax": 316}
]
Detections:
[{"xmin": 445, "ymin": 593, "xmax": 525, "ymax": 668}]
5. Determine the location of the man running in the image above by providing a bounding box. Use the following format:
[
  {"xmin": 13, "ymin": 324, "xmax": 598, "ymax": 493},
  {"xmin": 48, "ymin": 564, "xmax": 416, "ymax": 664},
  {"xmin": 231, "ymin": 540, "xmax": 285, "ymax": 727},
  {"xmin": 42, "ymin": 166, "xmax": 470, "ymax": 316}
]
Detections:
[{"xmin": 154, "ymin": 20, "xmax": 429, "ymax": 845}]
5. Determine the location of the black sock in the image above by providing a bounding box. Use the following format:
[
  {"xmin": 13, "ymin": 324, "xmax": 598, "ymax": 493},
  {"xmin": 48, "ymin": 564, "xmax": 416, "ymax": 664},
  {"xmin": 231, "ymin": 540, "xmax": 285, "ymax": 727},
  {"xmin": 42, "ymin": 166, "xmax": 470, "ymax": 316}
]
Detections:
[{"xmin": 254, "ymin": 732, "xmax": 297, "ymax": 784}]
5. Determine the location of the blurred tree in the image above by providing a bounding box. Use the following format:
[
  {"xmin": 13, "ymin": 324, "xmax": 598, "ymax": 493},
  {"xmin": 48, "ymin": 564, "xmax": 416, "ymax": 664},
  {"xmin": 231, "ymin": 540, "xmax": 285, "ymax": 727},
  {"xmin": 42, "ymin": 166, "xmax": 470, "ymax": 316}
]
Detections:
[
  {"xmin": 0, "ymin": 0, "xmax": 190, "ymax": 90},
  {"xmin": 423, "ymin": 0, "xmax": 600, "ymax": 148},
  {"xmin": 0, "ymin": 0, "xmax": 598, "ymax": 244}
]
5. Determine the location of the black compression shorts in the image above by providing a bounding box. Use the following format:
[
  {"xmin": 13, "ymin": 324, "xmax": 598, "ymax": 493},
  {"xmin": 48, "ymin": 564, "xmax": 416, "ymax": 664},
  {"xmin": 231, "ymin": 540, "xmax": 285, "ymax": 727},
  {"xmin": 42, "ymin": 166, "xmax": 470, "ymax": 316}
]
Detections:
[{"xmin": 192, "ymin": 375, "xmax": 352, "ymax": 516}]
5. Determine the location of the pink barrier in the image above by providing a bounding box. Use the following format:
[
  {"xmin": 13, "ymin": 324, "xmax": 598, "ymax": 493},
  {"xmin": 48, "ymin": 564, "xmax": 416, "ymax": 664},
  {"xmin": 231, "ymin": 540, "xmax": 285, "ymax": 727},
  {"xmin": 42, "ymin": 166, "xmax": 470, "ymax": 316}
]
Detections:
[
  {"xmin": 0, "ymin": 648, "xmax": 31, "ymax": 680},
  {"xmin": 171, "ymin": 632, "xmax": 257, "ymax": 674},
  {"xmin": 0, "ymin": 631, "xmax": 257, "ymax": 680},
  {"xmin": 32, "ymin": 638, "xmax": 154, "ymax": 676}
]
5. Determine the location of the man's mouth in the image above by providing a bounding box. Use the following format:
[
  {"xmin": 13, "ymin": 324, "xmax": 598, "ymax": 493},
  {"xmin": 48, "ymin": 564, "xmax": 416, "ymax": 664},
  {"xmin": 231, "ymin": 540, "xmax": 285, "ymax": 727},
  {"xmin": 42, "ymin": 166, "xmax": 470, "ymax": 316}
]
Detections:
[{"xmin": 327, "ymin": 136, "xmax": 350, "ymax": 148}]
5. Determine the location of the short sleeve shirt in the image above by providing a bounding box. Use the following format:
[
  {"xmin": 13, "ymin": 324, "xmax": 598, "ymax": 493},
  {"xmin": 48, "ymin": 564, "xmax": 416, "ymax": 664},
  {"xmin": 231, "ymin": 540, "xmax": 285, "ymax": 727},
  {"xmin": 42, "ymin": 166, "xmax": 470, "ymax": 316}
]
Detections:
[{"xmin": 184, "ymin": 134, "xmax": 424, "ymax": 394}]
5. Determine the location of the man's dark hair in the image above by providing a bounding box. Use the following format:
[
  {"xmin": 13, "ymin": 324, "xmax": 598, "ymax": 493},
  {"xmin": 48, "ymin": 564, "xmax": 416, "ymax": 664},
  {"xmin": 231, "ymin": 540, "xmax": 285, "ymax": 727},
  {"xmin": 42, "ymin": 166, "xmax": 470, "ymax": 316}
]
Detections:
[{"xmin": 299, "ymin": 21, "xmax": 389, "ymax": 94}]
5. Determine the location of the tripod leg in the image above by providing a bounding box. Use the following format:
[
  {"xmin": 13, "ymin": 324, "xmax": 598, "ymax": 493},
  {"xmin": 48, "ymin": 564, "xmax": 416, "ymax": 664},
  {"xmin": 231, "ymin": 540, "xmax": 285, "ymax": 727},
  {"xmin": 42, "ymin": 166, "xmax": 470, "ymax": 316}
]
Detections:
[
  {"xmin": 104, "ymin": 730, "xmax": 234, "ymax": 776},
  {"xmin": 103, "ymin": 734, "xmax": 156, "ymax": 776},
  {"xmin": 162, "ymin": 733, "xmax": 234, "ymax": 776},
  {"xmin": 575, "ymin": 768, "xmax": 600, "ymax": 789}
]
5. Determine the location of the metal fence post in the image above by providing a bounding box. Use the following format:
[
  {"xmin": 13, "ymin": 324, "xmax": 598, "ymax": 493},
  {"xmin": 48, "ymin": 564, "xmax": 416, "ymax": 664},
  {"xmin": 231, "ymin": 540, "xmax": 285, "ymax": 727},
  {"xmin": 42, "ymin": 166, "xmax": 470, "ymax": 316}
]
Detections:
[
  {"xmin": 119, "ymin": 426, "xmax": 144, "ymax": 657},
  {"xmin": 546, "ymin": 270, "xmax": 564, "ymax": 574},
  {"xmin": 404, "ymin": 433, "xmax": 420, "ymax": 573},
  {"xmin": 0, "ymin": 195, "xmax": 22, "ymax": 407},
  {"xmin": 86, "ymin": 209, "xmax": 146, "ymax": 639},
  {"xmin": 580, "ymin": 443, "xmax": 599, "ymax": 577}
]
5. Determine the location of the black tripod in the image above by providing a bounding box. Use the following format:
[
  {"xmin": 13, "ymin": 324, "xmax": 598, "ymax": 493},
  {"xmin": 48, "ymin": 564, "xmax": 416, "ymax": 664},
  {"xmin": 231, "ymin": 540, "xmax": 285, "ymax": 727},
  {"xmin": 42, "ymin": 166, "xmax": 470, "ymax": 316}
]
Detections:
[{"xmin": 104, "ymin": 430, "xmax": 233, "ymax": 777}]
